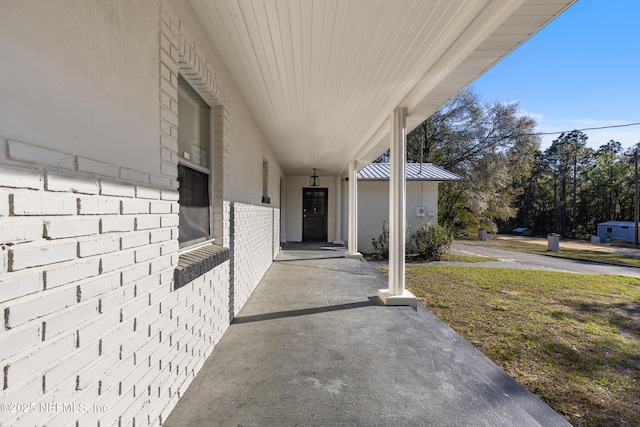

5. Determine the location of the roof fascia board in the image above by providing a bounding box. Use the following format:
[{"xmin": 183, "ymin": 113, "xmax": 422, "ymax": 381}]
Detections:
[{"xmin": 347, "ymin": 0, "xmax": 526, "ymax": 172}]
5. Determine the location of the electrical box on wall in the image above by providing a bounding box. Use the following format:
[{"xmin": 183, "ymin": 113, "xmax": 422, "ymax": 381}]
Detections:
[{"xmin": 416, "ymin": 206, "xmax": 426, "ymax": 217}]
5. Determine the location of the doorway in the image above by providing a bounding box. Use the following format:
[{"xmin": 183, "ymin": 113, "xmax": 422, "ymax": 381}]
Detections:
[{"xmin": 302, "ymin": 188, "xmax": 328, "ymax": 241}]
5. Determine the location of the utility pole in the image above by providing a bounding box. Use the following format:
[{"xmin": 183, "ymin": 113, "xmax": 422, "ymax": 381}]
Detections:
[
  {"xmin": 572, "ymin": 150, "xmax": 577, "ymax": 239},
  {"xmin": 635, "ymin": 147, "xmax": 638, "ymax": 246}
]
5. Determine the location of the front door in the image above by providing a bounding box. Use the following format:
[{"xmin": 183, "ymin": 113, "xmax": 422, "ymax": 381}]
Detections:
[{"xmin": 302, "ymin": 188, "xmax": 328, "ymax": 241}]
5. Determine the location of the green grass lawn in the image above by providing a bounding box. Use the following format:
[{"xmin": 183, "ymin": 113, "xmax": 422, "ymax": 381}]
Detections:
[
  {"xmin": 438, "ymin": 253, "xmax": 498, "ymax": 263},
  {"xmin": 382, "ymin": 265, "xmax": 640, "ymax": 427},
  {"xmin": 489, "ymin": 239, "xmax": 640, "ymax": 268}
]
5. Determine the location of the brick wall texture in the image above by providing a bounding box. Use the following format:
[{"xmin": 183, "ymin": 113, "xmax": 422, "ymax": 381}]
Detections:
[
  {"xmin": 0, "ymin": 4, "xmax": 281, "ymax": 426},
  {"xmin": 230, "ymin": 203, "xmax": 280, "ymax": 317},
  {"xmin": 0, "ymin": 165, "xmax": 280, "ymax": 426}
]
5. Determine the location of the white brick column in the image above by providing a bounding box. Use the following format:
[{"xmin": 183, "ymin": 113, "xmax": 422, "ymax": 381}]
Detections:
[{"xmin": 378, "ymin": 107, "xmax": 417, "ymax": 308}]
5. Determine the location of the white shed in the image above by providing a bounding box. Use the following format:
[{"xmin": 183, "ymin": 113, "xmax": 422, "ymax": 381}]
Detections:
[{"xmin": 354, "ymin": 163, "xmax": 461, "ymax": 253}]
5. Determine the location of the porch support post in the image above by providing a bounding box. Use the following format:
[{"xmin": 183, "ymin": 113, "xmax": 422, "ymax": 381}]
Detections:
[
  {"xmin": 333, "ymin": 176, "xmax": 344, "ymax": 244},
  {"xmin": 378, "ymin": 107, "xmax": 417, "ymax": 309},
  {"xmin": 345, "ymin": 159, "xmax": 361, "ymax": 257}
]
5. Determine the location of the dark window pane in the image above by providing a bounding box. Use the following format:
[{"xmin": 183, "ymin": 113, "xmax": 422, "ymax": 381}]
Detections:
[{"xmin": 178, "ymin": 164, "xmax": 210, "ymax": 244}]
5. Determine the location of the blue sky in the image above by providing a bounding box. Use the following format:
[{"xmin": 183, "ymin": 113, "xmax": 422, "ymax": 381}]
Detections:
[{"xmin": 471, "ymin": 0, "xmax": 640, "ymax": 151}]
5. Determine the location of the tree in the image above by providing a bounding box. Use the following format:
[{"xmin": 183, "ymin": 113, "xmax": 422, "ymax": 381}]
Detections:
[
  {"xmin": 542, "ymin": 130, "xmax": 588, "ymax": 237},
  {"xmin": 392, "ymin": 89, "xmax": 540, "ymax": 236}
]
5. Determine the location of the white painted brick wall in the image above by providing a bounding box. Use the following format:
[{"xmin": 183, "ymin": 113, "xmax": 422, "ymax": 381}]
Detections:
[
  {"xmin": 101, "ymin": 181, "xmax": 136, "ymax": 198},
  {"xmin": 0, "ymin": 248, "xmax": 6, "ymax": 275},
  {"xmin": 122, "ymin": 198, "xmax": 151, "ymax": 215},
  {"xmin": 78, "ymin": 235, "xmax": 121, "ymax": 257},
  {"xmin": 5, "ymin": 333, "xmax": 76, "ymax": 389},
  {"xmin": 0, "ymin": 189, "xmax": 9, "ymax": 217},
  {"xmin": 0, "ymin": 160, "xmax": 218, "ymax": 427},
  {"xmin": 78, "ymin": 196, "xmax": 120, "ymax": 215},
  {"xmin": 135, "ymin": 244, "xmax": 161, "ymax": 263},
  {"xmin": 101, "ymin": 216, "xmax": 136, "ymax": 233},
  {"xmin": 0, "ymin": 165, "xmax": 43, "ymax": 190},
  {"xmin": 77, "ymin": 157, "xmax": 120, "ymax": 178},
  {"xmin": 9, "ymin": 241, "xmax": 77, "ymax": 271},
  {"xmin": 4, "ymin": 284, "xmax": 78, "ymax": 329},
  {"xmin": 0, "ymin": 218, "xmax": 42, "ymax": 243},
  {"xmin": 136, "ymin": 215, "xmax": 162, "ymax": 230},
  {"xmin": 46, "ymin": 172, "xmax": 100, "ymax": 194},
  {"xmin": 0, "ymin": 269, "xmax": 44, "ymax": 303},
  {"xmin": 122, "ymin": 262, "xmax": 151, "ymax": 284},
  {"xmin": 45, "ymin": 259, "xmax": 100, "ymax": 289},
  {"xmin": 136, "ymin": 185, "xmax": 161, "ymax": 199},
  {"xmin": 0, "ymin": 2, "xmax": 283, "ymax": 425},
  {"xmin": 43, "ymin": 302, "xmax": 99, "ymax": 340},
  {"xmin": 121, "ymin": 231, "xmax": 151, "ymax": 249},
  {"xmin": 101, "ymin": 250, "xmax": 136, "ymax": 273},
  {"xmin": 44, "ymin": 217, "xmax": 99, "ymax": 239},
  {"xmin": 77, "ymin": 273, "xmax": 121, "ymax": 302},
  {"xmin": 0, "ymin": 325, "xmax": 41, "ymax": 361},
  {"xmin": 231, "ymin": 203, "xmax": 277, "ymax": 316},
  {"xmin": 8, "ymin": 140, "xmax": 75, "ymax": 170},
  {"xmin": 11, "ymin": 191, "xmax": 77, "ymax": 216},
  {"xmin": 150, "ymin": 200, "xmax": 172, "ymax": 214}
]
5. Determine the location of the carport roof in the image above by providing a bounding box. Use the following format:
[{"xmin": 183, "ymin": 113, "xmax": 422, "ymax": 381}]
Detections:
[
  {"xmin": 358, "ymin": 163, "xmax": 462, "ymax": 182},
  {"xmin": 188, "ymin": 0, "xmax": 576, "ymax": 176}
]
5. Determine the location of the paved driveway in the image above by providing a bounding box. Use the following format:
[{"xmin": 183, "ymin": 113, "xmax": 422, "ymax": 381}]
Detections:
[{"xmin": 449, "ymin": 241, "xmax": 640, "ymax": 278}]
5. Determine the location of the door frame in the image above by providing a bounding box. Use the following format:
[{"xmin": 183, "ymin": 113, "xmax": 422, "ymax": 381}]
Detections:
[{"xmin": 302, "ymin": 187, "xmax": 328, "ymax": 241}]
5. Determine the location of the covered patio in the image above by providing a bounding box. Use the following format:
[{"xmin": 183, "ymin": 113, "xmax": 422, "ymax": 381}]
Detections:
[
  {"xmin": 180, "ymin": 0, "xmax": 578, "ymax": 303},
  {"xmin": 0, "ymin": 1, "xmax": 577, "ymax": 425},
  {"xmin": 164, "ymin": 243, "xmax": 571, "ymax": 426}
]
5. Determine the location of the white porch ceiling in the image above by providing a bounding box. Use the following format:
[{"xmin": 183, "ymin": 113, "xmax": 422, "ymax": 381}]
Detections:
[{"xmin": 189, "ymin": 0, "xmax": 575, "ymax": 176}]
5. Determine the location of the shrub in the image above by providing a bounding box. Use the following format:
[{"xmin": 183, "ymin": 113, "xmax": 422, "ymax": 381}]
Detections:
[
  {"xmin": 372, "ymin": 221, "xmax": 389, "ymax": 259},
  {"xmin": 412, "ymin": 223, "xmax": 453, "ymax": 261},
  {"xmin": 372, "ymin": 221, "xmax": 418, "ymax": 259}
]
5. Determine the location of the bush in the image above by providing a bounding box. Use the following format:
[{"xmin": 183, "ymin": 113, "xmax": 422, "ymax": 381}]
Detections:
[
  {"xmin": 371, "ymin": 222, "xmax": 413, "ymax": 259},
  {"xmin": 412, "ymin": 223, "xmax": 453, "ymax": 261},
  {"xmin": 372, "ymin": 221, "xmax": 389, "ymax": 258}
]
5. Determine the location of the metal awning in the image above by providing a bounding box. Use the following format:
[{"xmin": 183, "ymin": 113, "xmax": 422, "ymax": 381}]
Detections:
[{"xmin": 358, "ymin": 163, "xmax": 462, "ymax": 181}]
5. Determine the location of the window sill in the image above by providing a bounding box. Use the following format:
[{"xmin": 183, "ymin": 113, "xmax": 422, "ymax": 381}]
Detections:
[{"xmin": 174, "ymin": 243, "xmax": 229, "ymax": 290}]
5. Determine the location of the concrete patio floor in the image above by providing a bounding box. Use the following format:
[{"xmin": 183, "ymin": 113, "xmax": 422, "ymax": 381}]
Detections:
[{"xmin": 164, "ymin": 243, "xmax": 571, "ymax": 426}]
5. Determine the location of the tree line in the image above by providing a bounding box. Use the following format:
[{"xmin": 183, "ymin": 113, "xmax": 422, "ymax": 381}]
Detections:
[{"xmin": 377, "ymin": 88, "xmax": 638, "ymax": 239}]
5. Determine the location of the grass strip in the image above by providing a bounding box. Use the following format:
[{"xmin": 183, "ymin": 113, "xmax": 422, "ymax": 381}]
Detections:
[
  {"xmin": 439, "ymin": 253, "xmax": 499, "ymax": 263},
  {"xmin": 489, "ymin": 239, "xmax": 640, "ymax": 268}
]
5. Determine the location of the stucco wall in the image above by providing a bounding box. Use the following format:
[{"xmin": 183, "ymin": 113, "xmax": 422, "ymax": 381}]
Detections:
[{"xmin": 356, "ymin": 181, "xmax": 439, "ymax": 253}]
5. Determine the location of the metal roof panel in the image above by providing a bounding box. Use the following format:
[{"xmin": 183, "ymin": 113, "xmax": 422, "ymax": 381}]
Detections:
[{"xmin": 358, "ymin": 163, "xmax": 462, "ymax": 181}]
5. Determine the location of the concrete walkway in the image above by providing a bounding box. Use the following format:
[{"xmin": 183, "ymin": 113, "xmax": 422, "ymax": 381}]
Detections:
[{"xmin": 164, "ymin": 243, "xmax": 571, "ymax": 427}]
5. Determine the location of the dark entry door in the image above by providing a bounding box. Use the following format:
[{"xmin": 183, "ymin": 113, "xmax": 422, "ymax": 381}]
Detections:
[{"xmin": 302, "ymin": 188, "xmax": 328, "ymax": 241}]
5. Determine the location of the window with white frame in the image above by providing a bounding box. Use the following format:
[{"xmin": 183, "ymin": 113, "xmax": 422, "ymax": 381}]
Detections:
[{"xmin": 177, "ymin": 75, "xmax": 212, "ymax": 247}]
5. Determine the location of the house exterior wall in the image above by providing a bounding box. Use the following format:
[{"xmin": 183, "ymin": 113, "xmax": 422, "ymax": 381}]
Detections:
[
  {"xmin": 0, "ymin": 1, "xmax": 162, "ymax": 180},
  {"xmin": 356, "ymin": 181, "xmax": 439, "ymax": 253},
  {"xmin": 0, "ymin": 1, "xmax": 281, "ymax": 425},
  {"xmin": 284, "ymin": 176, "xmax": 336, "ymax": 242}
]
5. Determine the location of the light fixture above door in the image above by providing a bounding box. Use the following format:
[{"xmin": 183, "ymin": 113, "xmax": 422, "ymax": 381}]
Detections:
[{"xmin": 309, "ymin": 168, "xmax": 320, "ymax": 186}]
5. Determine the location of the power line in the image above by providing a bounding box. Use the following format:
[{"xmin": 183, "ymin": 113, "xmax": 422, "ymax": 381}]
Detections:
[{"xmin": 531, "ymin": 122, "xmax": 640, "ymax": 136}]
